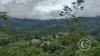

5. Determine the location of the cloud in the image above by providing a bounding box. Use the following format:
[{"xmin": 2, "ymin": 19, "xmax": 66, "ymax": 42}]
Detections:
[
  {"xmin": 82, "ymin": 0, "xmax": 100, "ymax": 17},
  {"xmin": 34, "ymin": 0, "xmax": 76, "ymax": 13},
  {"xmin": 0, "ymin": 0, "xmax": 13, "ymax": 5},
  {"xmin": 0, "ymin": 0, "xmax": 100, "ymax": 19}
]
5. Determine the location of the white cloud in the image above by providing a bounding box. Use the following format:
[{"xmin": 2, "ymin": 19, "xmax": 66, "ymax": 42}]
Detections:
[
  {"xmin": 34, "ymin": 0, "xmax": 76, "ymax": 13},
  {"xmin": 0, "ymin": 0, "xmax": 13, "ymax": 5},
  {"xmin": 0, "ymin": 0, "xmax": 100, "ymax": 19},
  {"xmin": 16, "ymin": 0, "xmax": 28, "ymax": 4}
]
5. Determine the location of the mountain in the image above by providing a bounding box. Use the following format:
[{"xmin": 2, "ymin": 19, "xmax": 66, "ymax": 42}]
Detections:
[{"xmin": 0, "ymin": 17, "xmax": 100, "ymax": 34}]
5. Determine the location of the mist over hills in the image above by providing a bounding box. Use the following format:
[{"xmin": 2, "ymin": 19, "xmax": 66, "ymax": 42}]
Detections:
[{"xmin": 0, "ymin": 16, "xmax": 100, "ymax": 34}]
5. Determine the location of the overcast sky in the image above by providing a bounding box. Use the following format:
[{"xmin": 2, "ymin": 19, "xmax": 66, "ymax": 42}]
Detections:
[{"xmin": 0, "ymin": 0, "xmax": 100, "ymax": 19}]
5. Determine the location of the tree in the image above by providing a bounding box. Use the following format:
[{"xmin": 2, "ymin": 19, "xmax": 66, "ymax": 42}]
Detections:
[
  {"xmin": 0, "ymin": 12, "xmax": 8, "ymax": 32},
  {"xmin": 59, "ymin": 0, "xmax": 86, "ymax": 56},
  {"xmin": 0, "ymin": 12, "xmax": 8, "ymax": 20},
  {"xmin": 59, "ymin": 0, "xmax": 86, "ymax": 39}
]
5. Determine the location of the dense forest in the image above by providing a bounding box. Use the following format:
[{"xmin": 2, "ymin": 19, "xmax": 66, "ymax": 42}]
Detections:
[
  {"xmin": 0, "ymin": 16, "xmax": 100, "ymax": 56},
  {"xmin": 1, "ymin": 17, "xmax": 100, "ymax": 33}
]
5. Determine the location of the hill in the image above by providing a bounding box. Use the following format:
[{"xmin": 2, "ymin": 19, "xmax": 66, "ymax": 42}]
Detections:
[{"xmin": 0, "ymin": 17, "xmax": 100, "ymax": 34}]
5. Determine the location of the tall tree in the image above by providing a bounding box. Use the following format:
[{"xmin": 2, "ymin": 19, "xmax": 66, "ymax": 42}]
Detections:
[{"xmin": 59, "ymin": 0, "xmax": 85, "ymax": 56}]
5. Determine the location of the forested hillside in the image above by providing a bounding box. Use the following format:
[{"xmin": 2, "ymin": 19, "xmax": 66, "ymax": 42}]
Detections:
[
  {"xmin": 1, "ymin": 17, "xmax": 100, "ymax": 34},
  {"xmin": 0, "ymin": 17, "xmax": 100, "ymax": 56}
]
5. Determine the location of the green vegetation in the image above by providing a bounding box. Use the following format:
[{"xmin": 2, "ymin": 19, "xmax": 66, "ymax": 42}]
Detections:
[
  {"xmin": 0, "ymin": 17, "xmax": 100, "ymax": 56},
  {"xmin": 0, "ymin": 0, "xmax": 100, "ymax": 56}
]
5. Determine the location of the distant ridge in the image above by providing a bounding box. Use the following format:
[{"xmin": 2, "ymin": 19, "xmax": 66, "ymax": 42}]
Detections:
[{"xmin": 0, "ymin": 17, "xmax": 100, "ymax": 34}]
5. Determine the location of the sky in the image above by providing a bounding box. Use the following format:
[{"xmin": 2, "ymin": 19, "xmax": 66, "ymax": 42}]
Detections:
[{"xmin": 0, "ymin": 0, "xmax": 100, "ymax": 20}]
